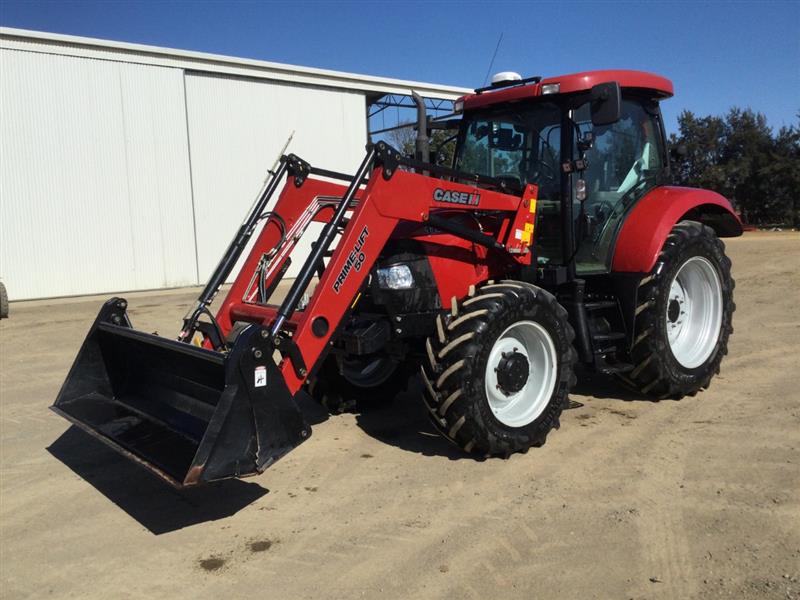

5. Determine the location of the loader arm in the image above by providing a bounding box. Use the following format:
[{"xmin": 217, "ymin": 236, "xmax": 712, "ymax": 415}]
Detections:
[{"xmin": 218, "ymin": 143, "xmax": 538, "ymax": 393}]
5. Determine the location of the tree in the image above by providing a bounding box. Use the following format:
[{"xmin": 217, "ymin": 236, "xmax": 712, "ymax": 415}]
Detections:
[
  {"xmin": 670, "ymin": 108, "xmax": 800, "ymax": 226},
  {"xmin": 386, "ymin": 123, "xmax": 458, "ymax": 167},
  {"xmin": 763, "ymin": 122, "xmax": 800, "ymax": 227}
]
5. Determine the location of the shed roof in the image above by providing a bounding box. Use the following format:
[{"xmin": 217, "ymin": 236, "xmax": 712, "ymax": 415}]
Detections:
[{"xmin": 0, "ymin": 27, "xmax": 471, "ymax": 100}]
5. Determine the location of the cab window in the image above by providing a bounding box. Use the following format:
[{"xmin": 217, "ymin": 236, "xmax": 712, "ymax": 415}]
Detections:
[{"xmin": 572, "ymin": 98, "xmax": 666, "ymax": 272}]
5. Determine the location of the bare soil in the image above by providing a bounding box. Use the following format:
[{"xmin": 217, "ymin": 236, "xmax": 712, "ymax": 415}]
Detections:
[{"xmin": 1, "ymin": 231, "xmax": 798, "ymax": 599}]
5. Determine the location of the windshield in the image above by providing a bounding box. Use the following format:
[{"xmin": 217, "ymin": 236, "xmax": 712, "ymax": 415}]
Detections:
[{"xmin": 454, "ymin": 101, "xmax": 562, "ymax": 197}]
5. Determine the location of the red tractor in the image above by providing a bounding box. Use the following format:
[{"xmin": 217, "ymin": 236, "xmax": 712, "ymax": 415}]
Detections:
[{"xmin": 52, "ymin": 70, "xmax": 740, "ymax": 487}]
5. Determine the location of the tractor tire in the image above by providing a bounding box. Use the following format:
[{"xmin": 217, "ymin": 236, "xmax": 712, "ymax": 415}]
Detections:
[
  {"xmin": 308, "ymin": 354, "xmax": 410, "ymax": 414},
  {"xmin": 0, "ymin": 282, "xmax": 7, "ymax": 319},
  {"xmin": 421, "ymin": 281, "xmax": 576, "ymax": 457},
  {"xmin": 623, "ymin": 220, "xmax": 734, "ymax": 398}
]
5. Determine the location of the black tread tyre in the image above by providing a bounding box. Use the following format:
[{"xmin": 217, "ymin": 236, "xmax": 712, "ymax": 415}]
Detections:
[
  {"xmin": 421, "ymin": 281, "xmax": 576, "ymax": 457},
  {"xmin": 0, "ymin": 282, "xmax": 7, "ymax": 319},
  {"xmin": 307, "ymin": 354, "xmax": 411, "ymax": 414},
  {"xmin": 622, "ymin": 220, "xmax": 734, "ymax": 398}
]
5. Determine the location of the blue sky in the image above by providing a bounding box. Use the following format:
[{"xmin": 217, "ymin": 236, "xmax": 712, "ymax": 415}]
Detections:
[{"xmin": 1, "ymin": 0, "xmax": 797, "ymax": 133}]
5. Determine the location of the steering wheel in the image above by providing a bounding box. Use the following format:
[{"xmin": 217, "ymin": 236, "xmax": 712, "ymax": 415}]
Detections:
[
  {"xmin": 493, "ymin": 174, "xmax": 523, "ymax": 190},
  {"xmin": 588, "ymin": 178, "xmax": 652, "ymax": 246},
  {"xmin": 528, "ymin": 158, "xmax": 556, "ymax": 182}
]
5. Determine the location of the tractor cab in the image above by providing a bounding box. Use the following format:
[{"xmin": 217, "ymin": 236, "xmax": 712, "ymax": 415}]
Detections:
[{"xmin": 451, "ymin": 70, "xmax": 673, "ymax": 275}]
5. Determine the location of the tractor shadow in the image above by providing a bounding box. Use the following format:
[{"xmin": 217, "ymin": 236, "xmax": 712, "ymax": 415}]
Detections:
[
  {"xmin": 47, "ymin": 426, "xmax": 268, "ymax": 535},
  {"xmin": 570, "ymin": 367, "xmax": 654, "ymax": 403},
  {"xmin": 353, "ymin": 370, "xmax": 654, "ymax": 457},
  {"xmin": 353, "ymin": 375, "xmax": 468, "ymax": 460}
]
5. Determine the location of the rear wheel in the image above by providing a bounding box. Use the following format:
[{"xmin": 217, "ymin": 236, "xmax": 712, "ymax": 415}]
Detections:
[
  {"xmin": 421, "ymin": 281, "xmax": 576, "ymax": 456},
  {"xmin": 623, "ymin": 220, "xmax": 734, "ymax": 398}
]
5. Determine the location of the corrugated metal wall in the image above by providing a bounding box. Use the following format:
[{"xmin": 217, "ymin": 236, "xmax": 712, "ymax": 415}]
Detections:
[
  {"xmin": 183, "ymin": 72, "xmax": 367, "ymax": 281},
  {"xmin": 0, "ymin": 49, "xmax": 367, "ymax": 300},
  {"xmin": 0, "ymin": 49, "xmax": 198, "ymax": 299}
]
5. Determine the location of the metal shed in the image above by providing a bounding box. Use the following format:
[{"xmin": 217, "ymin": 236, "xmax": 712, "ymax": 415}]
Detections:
[{"xmin": 0, "ymin": 27, "xmax": 469, "ymax": 300}]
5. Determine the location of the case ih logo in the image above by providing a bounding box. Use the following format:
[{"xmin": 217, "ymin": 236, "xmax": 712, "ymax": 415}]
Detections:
[
  {"xmin": 333, "ymin": 226, "xmax": 369, "ymax": 293},
  {"xmin": 433, "ymin": 187, "xmax": 480, "ymax": 206}
]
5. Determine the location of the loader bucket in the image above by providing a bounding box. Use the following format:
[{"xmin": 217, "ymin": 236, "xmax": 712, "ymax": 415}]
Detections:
[{"xmin": 51, "ymin": 298, "xmax": 310, "ymax": 487}]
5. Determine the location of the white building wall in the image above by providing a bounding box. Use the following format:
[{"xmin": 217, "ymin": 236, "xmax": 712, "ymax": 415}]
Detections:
[
  {"xmin": 0, "ymin": 49, "xmax": 198, "ymax": 299},
  {"xmin": 183, "ymin": 72, "xmax": 368, "ymax": 281},
  {"xmin": 0, "ymin": 28, "xmax": 468, "ymax": 301}
]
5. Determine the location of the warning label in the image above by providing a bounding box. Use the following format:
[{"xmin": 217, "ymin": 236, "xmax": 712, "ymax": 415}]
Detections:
[{"xmin": 254, "ymin": 365, "xmax": 267, "ymax": 387}]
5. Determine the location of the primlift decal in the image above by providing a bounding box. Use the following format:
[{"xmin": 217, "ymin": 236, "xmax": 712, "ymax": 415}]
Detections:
[
  {"xmin": 333, "ymin": 226, "xmax": 369, "ymax": 293},
  {"xmin": 433, "ymin": 187, "xmax": 481, "ymax": 206}
]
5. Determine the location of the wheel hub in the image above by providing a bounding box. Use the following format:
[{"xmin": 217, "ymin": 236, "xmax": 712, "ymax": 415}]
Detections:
[
  {"xmin": 667, "ymin": 298, "xmax": 681, "ymax": 323},
  {"xmin": 495, "ymin": 350, "xmax": 530, "ymax": 395}
]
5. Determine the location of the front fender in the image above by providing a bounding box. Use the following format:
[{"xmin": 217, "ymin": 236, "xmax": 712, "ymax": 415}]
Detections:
[{"xmin": 612, "ymin": 186, "xmax": 742, "ymax": 273}]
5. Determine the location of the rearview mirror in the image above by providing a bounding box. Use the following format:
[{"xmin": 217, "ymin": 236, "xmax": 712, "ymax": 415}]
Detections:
[
  {"xmin": 590, "ymin": 81, "xmax": 621, "ymax": 126},
  {"xmin": 490, "ymin": 127, "xmax": 522, "ymax": 151}
]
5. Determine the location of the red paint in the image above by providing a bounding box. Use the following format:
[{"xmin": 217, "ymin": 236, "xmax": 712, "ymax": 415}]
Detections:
[
  {"xmin": 216, "ymin": 177, "xmax": 354, "ymax": 335},
  {"xmin": 462, "ymin": 70, "xmax": 674, "ymax": 111},
  {"xmin": 213, "ymin": 166, "xmax": 530, "ymax": 393},
  {"xmin": 612, "ymin": 186, "xmax": 742, "ymax": 273},
  {"xmin": 401, "ymin": 218, "xmax": 495, "ymax": 305}
]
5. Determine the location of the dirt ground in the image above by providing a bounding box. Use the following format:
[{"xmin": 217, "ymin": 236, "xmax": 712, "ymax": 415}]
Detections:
[{"xmin": 1, "ymin": 231, "xmax": 798, "ymax": 600}]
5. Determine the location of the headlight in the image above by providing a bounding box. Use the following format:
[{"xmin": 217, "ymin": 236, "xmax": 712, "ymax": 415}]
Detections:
[{"xmin": 376, "ymin": 264, "xmax": 414, "ymax": 290}]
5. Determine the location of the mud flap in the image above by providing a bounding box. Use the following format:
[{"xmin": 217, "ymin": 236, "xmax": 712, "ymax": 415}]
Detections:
[{"xmin": 51, "ymin": 298, "xmax": 310, "ymax": 487}]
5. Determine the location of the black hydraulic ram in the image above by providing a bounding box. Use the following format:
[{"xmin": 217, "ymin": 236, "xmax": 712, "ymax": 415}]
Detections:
[
  {"xmin": 270, "ymin": 145, "xmax": 376, "ymax": 337},
  {"xmin": 426, "ymin": 213, "xmax": 504, "ymax": 251},
  {"xmin": 179, "ymin": 155, "xmax": 295, "ymax": 342}
]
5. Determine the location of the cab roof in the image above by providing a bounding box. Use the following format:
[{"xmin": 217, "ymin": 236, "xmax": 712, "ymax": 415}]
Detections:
[{"xmin": 461, "ymin": 70, "xmax": 674, "ymax": 111}]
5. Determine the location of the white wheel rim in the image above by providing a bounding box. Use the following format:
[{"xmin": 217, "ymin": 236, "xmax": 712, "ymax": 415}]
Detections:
[
  {"xmin": 666, "ymin": 256, "xmax": 723, "ymax": 369},
  {"xmin": 484, "ymin": 320, "xmax": 558, "ymax": 428}
]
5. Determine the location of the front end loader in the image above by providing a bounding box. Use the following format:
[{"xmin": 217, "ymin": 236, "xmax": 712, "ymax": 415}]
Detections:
[{"xmin": 52, "ymin": 70, "xmax": 742, "ymax": 487}]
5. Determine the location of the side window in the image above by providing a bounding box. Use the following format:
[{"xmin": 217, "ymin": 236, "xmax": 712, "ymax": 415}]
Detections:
[
  {"xmin": 576, "ymin": 100, "xmax": 664, "ymax": 195},
  {"xmin": 573, "ymin": 98, "xmax": 666, "ymax": 272}
]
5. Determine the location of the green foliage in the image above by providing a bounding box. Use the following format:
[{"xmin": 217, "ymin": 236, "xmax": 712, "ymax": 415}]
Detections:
[
  {"xmin": 669, "ymin": 108, "xmax": 800, "ymax": 226},
  {"xmin": 387, "ymin": 124, "xmax": 457, "ymax": 167}
]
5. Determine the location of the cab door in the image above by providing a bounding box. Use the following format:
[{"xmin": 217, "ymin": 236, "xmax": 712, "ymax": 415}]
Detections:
[{"xmin": 571, "ymin": 97, "xmax": 668, "ymax": 273}]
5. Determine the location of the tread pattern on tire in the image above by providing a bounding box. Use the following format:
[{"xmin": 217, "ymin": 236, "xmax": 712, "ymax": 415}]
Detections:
[
  {"xmin": 622, "ymin": 220, "xmax": 735, "ymax": 399},
  {"xmin": 421, "ymin": 280, "xmax": 577, "ymax": 457}
]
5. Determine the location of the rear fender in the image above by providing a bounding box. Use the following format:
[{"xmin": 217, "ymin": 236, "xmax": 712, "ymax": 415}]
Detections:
[{"xmin": 612, "ymin": 186, "xmax": 742, "ymax": 273}]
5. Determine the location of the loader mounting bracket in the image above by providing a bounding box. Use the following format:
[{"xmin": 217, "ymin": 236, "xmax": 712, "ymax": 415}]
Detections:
[
  {"xmin": 274, "ymin": 332, "xmax": 308, "ymax": 378},
  {"xmin": 373, "ymin": 142, "xmax": 400, "ymax": 180},
  {"xmin": 286, "ymin": 153, "xmax": 311, "ymax": 187}
]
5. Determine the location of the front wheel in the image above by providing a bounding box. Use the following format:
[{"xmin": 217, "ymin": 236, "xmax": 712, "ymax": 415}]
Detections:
[
  {"xmin": 623, "ymin": 220, "xmax": 735, "ymax": 398},
  {"xmin": 421, "ymin": 281, "xmax": 576, "ymax": 457}
]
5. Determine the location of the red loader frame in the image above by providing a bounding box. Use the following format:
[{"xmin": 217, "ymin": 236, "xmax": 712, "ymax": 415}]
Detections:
[{"xmin": 217, "ymin": 142, "xmax": 539, "ymax": 394}]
